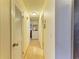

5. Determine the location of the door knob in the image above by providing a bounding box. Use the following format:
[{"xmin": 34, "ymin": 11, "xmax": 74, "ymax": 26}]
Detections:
[{"xmin": 13, "ymin": 43, "xmax": 19, "ymax": 47}]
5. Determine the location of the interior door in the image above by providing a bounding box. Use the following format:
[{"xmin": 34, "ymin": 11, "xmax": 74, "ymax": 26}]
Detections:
[{"xmin": 11, "ymin": 2, "xmax": 23, "ymax": 59}]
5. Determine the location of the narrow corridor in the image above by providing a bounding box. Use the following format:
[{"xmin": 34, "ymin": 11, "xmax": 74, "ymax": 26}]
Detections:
[{"xmin": 24, "ymin": 40, "xmax": 44, "ymax": 59}]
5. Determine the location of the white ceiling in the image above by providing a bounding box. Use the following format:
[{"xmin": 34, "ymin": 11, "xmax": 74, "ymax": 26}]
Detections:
[{"xmin": 23, "ymin": 0, "xmax": 47, "ymax": 12}]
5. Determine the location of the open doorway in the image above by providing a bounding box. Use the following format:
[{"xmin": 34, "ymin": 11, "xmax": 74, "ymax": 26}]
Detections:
[{"xmin": 30, "ymin": 15, "xmax": 39, "ymax": 40}]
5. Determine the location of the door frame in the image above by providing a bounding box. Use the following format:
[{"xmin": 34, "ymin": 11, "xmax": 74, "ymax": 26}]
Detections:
[{"xmin": 71, "ymin": 0, "xmax": 74, "ymax": 59}]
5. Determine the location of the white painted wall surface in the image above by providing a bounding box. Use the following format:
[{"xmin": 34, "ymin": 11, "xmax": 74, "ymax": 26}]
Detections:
[
  {"xmin": 44, "ymin": 0, "xmax": 55, "ymax": 59},
  {"xmin": 23, "ymin": 16, "xmax": 30, "ymax": 55},
  {"xmin": 56, "ymin": 0, "xmax": 73, "ymax": 59}
]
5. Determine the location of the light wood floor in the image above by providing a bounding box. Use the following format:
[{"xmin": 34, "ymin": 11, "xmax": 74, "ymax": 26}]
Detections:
[{"xmin": 24, "ymin": 40, "xmax": 44, "ymax": 59}]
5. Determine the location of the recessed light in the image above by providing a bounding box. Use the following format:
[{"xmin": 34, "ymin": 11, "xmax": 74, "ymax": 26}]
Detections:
[{"xmin": 32, "ymin": 12, "xmax": 37, "ymax": 16}]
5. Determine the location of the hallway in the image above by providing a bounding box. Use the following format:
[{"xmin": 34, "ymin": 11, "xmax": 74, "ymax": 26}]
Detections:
[
  {"xmin": 0, "ymin": 0, "xmax": 55, "ymax": 59},
  {"xmin": 24, "ymin": 40, "xmax": 44, "ymax": 59}
]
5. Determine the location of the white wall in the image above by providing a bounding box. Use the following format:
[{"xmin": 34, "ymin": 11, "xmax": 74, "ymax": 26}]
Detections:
[
  {"xmin": 55, "ymin": 0, "xmax": 73, "ymax": 59},
  {"xmin": 39, "ymin": 14, "xmax": 43, "ymax": 48},
  {"xmin": 0, "ymin": 0, "xmax": 10, "ymax": 59},
  {"xmin": 23, "ymin": 15, "xmax": 30, "ymax": 55},
  {"xmin": 44, "ymin": 0, "xmax": 55, "ymax": 59}
]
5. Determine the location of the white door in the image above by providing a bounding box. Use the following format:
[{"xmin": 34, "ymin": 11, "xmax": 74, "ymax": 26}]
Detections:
[{"xmin": 11, "ymin": 1, "xmax": 23, "ymax": 59}]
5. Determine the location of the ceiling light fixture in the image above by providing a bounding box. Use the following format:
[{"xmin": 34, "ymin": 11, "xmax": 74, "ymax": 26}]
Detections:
[{"xmin": 32, "ymin": 12, "xmax": 37, "ymax": 16}]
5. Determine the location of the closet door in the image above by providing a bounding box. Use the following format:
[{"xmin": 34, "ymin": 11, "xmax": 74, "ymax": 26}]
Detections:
[{"xmin": 11, "ymin": 1, "xmax": 23, "ymax": 59}]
